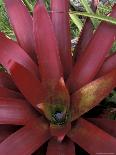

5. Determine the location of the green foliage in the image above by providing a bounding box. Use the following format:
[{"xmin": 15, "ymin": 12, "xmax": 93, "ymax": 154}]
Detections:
[
  {"xmin": 70, "ymin": 11, "xmax": 116, "ymax": 25},
  {"xmin": 0, "ymin": 1, "xmax": 15, "ymax": 39},
  {"xmin": 97, "ymin": 3, "xmax": 112, "ymax": 15}
]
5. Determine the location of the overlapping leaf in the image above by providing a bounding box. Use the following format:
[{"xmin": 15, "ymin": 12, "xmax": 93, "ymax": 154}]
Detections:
[
  {"xmin": 71, "ymin": 69, "xmax": 116, "ymax": 121},
  {"xmin": 68, "ymin": 118, "xmax": 116, "ymax": 154},
  {"xmin": 67, "ymin": 5, "xmax": 116, "ymax": 93},
  {"xmin": 50, "ymin": 0, "xmax": 73, "ymax": 78},
  {"xmin": 0, "ymin": 117, "xmax": 50, "ymax": 155},
  {"xmin": 33, "ymin": 1, "xmax": 62, "ymax": 90},
  {"xmin": 4, "ymin": 0, "xmax": 36, "ymax": 61}
]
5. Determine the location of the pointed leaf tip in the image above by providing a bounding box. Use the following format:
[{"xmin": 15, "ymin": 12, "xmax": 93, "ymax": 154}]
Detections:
[
  {"xmin": 50, "ymin": 0, "xmax": 73, "ymax": 78},
  {"xmin": 4, "ymin": 0, "xmax": 36, "ymax": 61},
  {"xmin": 33, "ymin": 1, "xmax": 62, "ymax": 89}
]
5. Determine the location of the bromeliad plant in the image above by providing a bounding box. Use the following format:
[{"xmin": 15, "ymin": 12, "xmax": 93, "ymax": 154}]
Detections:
[{"xmin": 0, "ymin": 0, "xmax": 116, "ymax": 154}]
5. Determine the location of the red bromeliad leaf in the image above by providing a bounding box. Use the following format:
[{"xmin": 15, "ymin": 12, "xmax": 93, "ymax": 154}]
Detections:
[
  {"xmin": 0, "ymin": 125, "xmax": 18, "ymax": 143},
  {"xmin": 87, "ymin": 118, "xmax": 116, "ymax": 137},
  {"xmin": 67, "ymin": 4, "xmax": 116, "ymax": 93},
  {"xmin": 0, "ymin": 87, "xmax": 23, "ymax": 99},
  {"xmin": 0, "ymin": 34, "xmax": 39, "ymax": 78},
  {"xmin": 91, "ymin": 0, "xmax": 99, "ymax": 11},
  {"xmin": 96, "ymin": 53, "xmax": 116, "ymax": 78},
  {"xmin": 0, "ymin": 98, "xmax": 35, "ymax": 125},
  {"xmin": 50, "ymin": 123, "xmax": 71, "ymax": 142},
  {"xmin": 47, "ymin": 138, "xmax": 75, "ymax": 155},
  {"xmin": 71, "ymin": 69, "xmax": 116, "ymax": 121},
  {"xmin": 0, "ymin": 72, "xmax": 17, "ymax": 91},
  {"xmin": 52, "ymin": 77, "xmax": 70, "ymax": 109},
  {"xmin": 0, "ymin": 32, "xmax": 5, "ymax": 37},
  {"xmin": 68, "ymin": 118, "xmax": 116, "ymax": 154},
  {"xmin": 73, "ymin": 0, "xmax": 99, "ymax": 62},
  {"xmin": 50, "ymin": 0, "xmax": 73, "ymax": 78},
  {"xmin": 8, "ymin": 61, "xmax": 45, "ymax": 108},
  {"xmin": 4, "ymin": 0, "xmax": 36, "ymax": 61},
  {"xmin": 37, "ymin": 78, "xmax": 70, "ymax": 124},
  {"xmin": 0, "ymin": 117, "xmax": 50, "ymax": 155},
  {"xmin": 73, "ymin": 18, "xmax": 94, "ymax": 62},
  {"xmin": 33, "ymin": 1, "xmax": 62, "ymax": 90}
]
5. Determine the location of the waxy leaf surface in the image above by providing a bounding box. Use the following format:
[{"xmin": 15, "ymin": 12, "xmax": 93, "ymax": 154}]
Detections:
[
  {"xmin": 67, "ymin": 5, "xmax": 116, "ymax": 93},
  {"xmin": 51, "ymin": 0, "xmax": 73, "ymax": 78},
  {"xmin": 68, "ymin": 118, "xmax": 116, "ymax": 154},
  {"xmin": 0, "ymin": 35, "xmax": 39, "ymax": 78},
  {"xmin": 71, "ymin": 69, "xmax": 116, "ymax": 121},
  {"xmin": 34, "ymin": 1, "xmax": 62, "ymax": 90},
  {"xmin": 0, "ymin": 117, "xmax": 50, "ymax": 155},
  {"xmin": 47, "ymin": 138, "xmax": 75, "ymax": 155},
  {"xmin": 8, "ymin": 61, "xmax": 44, "ymax": 108},
  {"xmin": 0, "ymin": 98, "xmax": 35, "ymax": 125},
  {"xmin": 4, "ymin": 0, "xmax": 36, "ymax": 61},
  {"xmin": 87, "ymin": 118, "xmax": 116, "ymax": 137}
]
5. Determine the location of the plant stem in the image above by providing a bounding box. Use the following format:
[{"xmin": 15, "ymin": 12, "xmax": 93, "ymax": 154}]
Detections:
[
  {"xmin": 70, "ymin": 11, "xmax": 116, "ymax": 25},
  {"xmin": 80, "ymin": 0, "xmax": 96, "ymax": 26}
]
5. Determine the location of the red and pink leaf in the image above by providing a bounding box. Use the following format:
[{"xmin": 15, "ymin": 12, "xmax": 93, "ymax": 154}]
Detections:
[
  {"xmin": 73, "ymin": 18, "xmax": 94, "ymax": 62},
  {"xmin": 0, "ymin": 98, "xmax": 35, "ymax": 125},
  {"xmin": 0, "ymin": 87, "xmax": 23, "ymax": 99},
  {"xmin": 0, "ymin": 117, "xmax": 50, "ymax": 155},
  {"xmin": 0, "ymin": 125, "xmax": 18, "ymax": 143},
  {"xmin": 50, "ymin": 0, "xmax": 73, "ymax": 78},
  {"xmin": 33, "ymin": 1, "xmax": 62, "ymax": 90},
  {"xmin": 67, "ymin": 5, "xmax": 116, "ymax": 93},
  {"xmin": 4, "ymin": 0, "xmax": 36, "ymax": 61},
  {"xmin": 71, "ymin": 69, "xmax": 116, "ymax": 121},
  {"xmin": 47, "ymin": 138, "xmax": 75, "ymax": 155},
  {"xmin": 87, "ymin": 118, "xmax": 116, "ymax": 137},
  {"xmin": 0, "ymin": 35, "xmax": 39, "ymax": 78},
  {"xmin": 0, "ymin": 72, "xmax": 17, "ymax": 91},
  {"xmin": 50, "ymin": 123, "xmax": 71, "ymax": 142},
  {"xmin": 73, "ymin": 0, "xmax": 98, "ymax": 62},
  {"xmin": 8, "ymin": 61, "xmax": 45, "ymax": 108},
  {"xmin": 68, "ymin": 118, "xmax": 116, "ymax": 154},
  {"xmin": 96, "ymin": 53, "xmax": 116, "ymax": 78}
]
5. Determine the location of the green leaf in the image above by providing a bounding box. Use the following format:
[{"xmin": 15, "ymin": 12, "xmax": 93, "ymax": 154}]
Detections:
[
  {"xmin": 69, "ymin": 13, "xmax": 83, "ymax": 32},
  {"xmin": 80, "ymin": 0, "xmax": 96, "ymax": 26},
  {"xmin": 70, "ymin": 11, "xmax": 116, "ymax": 25}
]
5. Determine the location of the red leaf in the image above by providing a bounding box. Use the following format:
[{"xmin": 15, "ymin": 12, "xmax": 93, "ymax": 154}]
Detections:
[
  {"xmin": 96, "ymin": 53, "xmax": 116, "ymax": 78},
  {"xmin": 73, "ymin": 18, "xmax": 94, "ymax": 62},
  {"xmin": 0, "ymin": 72, "xmax": 17, "ymax": 91},
  {"xmin": 37, "ymin": 78, "xmax": 70, "ymax": 124},
  {"xmin": 47, "ymin": 138, "xmax": 75, "ymax": 155},
  {"xmin": 0, "ymin": 87, "xmax": 23, "ymax": 99},
  {"xmin": 33, "ymin": 1, "xmax": 62, "ymax": 90},
  {"xmin": 8, "ymin": 61, "xmax": 45, "ymax": 108},
  {"xmin": 0, "ymin": 35, "xmax": 39, "ymax": 78},
  {"xmin": 87, "ymin": 118, "xmax": 116, "ymax": 137},
  {"xmin": 68, "ymin": 118, "xmax": 116, "ymax": 154},
  {"xmin": 0, "ymin": 117, "xmax": 50, "ymax": 155},
  {"xmin": 67, "ymin": 5, "xmax": 116, "ymax": 93},
  {"xmin": 73, "ymin": 0, "xmax": 98, "ymax": 62},
  {"xmin": 50, "ymin": 123, "xmax": 71, "ymax": 142},
  {"xmin": 71, "ymin": 69, "xmax": 116, "ymax": 121},
  {"xmin": 4, "ymin": 0, "xmax": 36, "ymax": 61},
  {"xmin": 0, "ymin": 98, "xmax": 35, "ymax": 125},
  {"xmin": 0, "ymin": 125, "xmax": 18, "ymax": 143},
  {"xmin": 91, "ymin": 0, "xmax": 99, "ymax": 12},
  {"xmin": 50, "ymin": 0, "xmax": 73, "ymax": 78}
]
